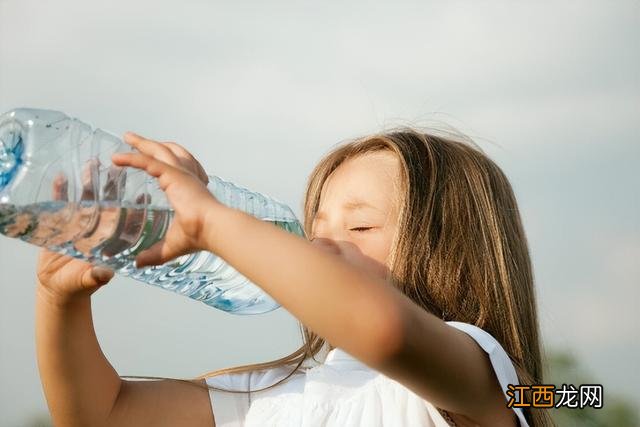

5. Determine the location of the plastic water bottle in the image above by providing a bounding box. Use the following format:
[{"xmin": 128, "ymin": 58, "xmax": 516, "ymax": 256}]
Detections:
[{"xmin": 0, "ymin": 108, "xmax": 306, "ymax": 315}]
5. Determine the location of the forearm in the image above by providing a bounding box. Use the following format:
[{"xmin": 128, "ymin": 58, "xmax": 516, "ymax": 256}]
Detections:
[
  {"xmin": 35, "ymin": 287, "xmax": 121, "ymax": 427},
  {"xmin": 205, "ymin": 204, "xmax": 405, "ymax": 367}
]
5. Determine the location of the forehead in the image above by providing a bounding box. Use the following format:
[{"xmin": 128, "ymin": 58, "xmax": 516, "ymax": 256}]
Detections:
[{"xmin": 319, "ymin": 151, "xmax": 401, "ymax": 209}]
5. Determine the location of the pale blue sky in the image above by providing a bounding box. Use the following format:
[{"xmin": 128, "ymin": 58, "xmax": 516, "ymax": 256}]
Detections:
[{"xmin": 0, "ymin": 0, "xmax": 638, "ymax": 425}]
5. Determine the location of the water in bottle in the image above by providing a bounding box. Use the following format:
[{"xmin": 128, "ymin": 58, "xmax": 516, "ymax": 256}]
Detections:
[{"xmin": 0, "ymin": 108, "xmax": 306, "ymax": 315}]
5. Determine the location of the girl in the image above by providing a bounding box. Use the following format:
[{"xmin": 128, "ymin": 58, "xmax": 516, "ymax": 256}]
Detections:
[{"xmin": 35, "ymin": 129, "xmax": 553, "ymax": 426}]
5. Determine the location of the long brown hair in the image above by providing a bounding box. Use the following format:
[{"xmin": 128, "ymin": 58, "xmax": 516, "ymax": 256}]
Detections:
[{"xmin": 126, "ymin": 127, "xmax": 553, "ymax": 426}]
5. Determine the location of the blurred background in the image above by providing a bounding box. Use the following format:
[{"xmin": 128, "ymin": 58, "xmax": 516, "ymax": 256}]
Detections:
[{"xmin": 0, "ymin": 0, "xmax": 638, "ymax": 425}]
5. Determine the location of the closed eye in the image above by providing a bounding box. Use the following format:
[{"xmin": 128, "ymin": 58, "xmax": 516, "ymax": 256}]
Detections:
[{"xmin": 349, "ymin": 227, "xmax": 374, "ymax": 232}]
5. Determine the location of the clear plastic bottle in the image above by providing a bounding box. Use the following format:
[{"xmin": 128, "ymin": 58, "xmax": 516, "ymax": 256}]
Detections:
[{"xmin": 0, "ymin": 108, "xmax": 306, "ymax": 315}]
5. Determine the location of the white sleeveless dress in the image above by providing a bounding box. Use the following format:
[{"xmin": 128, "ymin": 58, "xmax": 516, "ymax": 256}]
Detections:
[{"xmin": 206, "ymin": 321, "xmax": 530, "ymax": 427}]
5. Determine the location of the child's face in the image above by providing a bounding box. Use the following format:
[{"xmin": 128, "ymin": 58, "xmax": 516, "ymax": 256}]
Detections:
[{"xmin": 311, "ymin": 151, "xmax": 401, "ymax": 268}]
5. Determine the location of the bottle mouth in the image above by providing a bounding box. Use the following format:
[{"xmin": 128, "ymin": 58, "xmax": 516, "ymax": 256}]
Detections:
[{"xmin": 0, "ymin": 119, "xmax": 24, "ymax": 193}]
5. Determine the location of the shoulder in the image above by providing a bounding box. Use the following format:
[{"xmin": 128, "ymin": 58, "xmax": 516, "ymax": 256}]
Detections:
[
  {"xmin": 445, "ymin": 321, "xmax": 516, "ymax": 384},
  {"xmin": 205, "ymin": 364, "xmax": 306, "ymax": 394},
  {"xmin": 204, "ymin": 364, "xmax": 307, "ymax": 427},
  {"xmin": 445, "ymin": 321, "xmax": 530, "ymax": 427},
  {"xmin": 446, "ymin": 321, "xmax": 504, "ymax": 353}
]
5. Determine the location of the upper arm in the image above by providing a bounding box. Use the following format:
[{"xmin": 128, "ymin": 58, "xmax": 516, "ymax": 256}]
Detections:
[
  {"xmin": 106, "ymin": 379, "xmax": 215, "ymax": 427},
  {"xmin": 375, "ymin": 297, "xmax": 517, "ymax": 426}
]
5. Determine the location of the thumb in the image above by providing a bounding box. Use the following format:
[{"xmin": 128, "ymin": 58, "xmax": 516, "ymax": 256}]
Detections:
[
  {"xmin": 135, "ymin": 240, "xmax": 176, "ymax": 268},
  {"xmin": 82, "ymin": 266, "xmax": 114, "ymax": 289}
]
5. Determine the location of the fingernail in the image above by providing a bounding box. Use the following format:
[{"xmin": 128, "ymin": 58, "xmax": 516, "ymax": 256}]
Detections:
[{"xmin": 92, "ymin": 267, "xmax": 113, "ymax": 281}]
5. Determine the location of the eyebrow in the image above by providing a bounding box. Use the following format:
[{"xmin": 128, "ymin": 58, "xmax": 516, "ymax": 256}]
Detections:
[{"xmin": 315, "ymin": 200, "xmax": 381, "ymax": 221}]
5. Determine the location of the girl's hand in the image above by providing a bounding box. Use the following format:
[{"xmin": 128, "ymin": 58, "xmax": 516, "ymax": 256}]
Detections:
[
  {"xmin": 111, "ymin": 135, "xmax": 223, "ymax": 268},
  {"xmin": 37, "ymin": 166, "xmax": 115, "ymax": 305},
  {"xmin": 37, "ymin": 250, "xmax": 114, "ymax": 305},
  {"xmin": 36, "ymin": 134, "xmax": 210, "ymax": 303},
  {"xmin": 310, "ymin": 238, "xmax": 391, "ymax": 281},
  {"xmin": 123, "ymin": 132, "xmax": 210, "ymax": 186}
]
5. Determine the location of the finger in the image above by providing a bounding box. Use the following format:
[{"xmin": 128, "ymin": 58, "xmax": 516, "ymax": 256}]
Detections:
[
  {"xmin": 135, "ymin": 193, "xmax": 151, "ymax": 205},
  {"xmin": 310, "ymin": 237, "xmax": 342, "ymax": 255},
  {"xmin": 189, "ymin": 161, "xmax": 209, "ymax": 186},
  {"xmin": 111, "ymin": 152, "xmax": 185, "ymax": 191},
  {"xmin": 103, "ymin": 166, "xmax": 126, "ymax": 201},
  {"xmin": 112, "ymin": 152, "xmax": 163, "ymax": 177},
  {"xmin": 328, "ymin": 240, "xmax": 391, "ymax": 279},
  {"xmin": 162, "ymin": 142, "xmax": 209, "ymax": 184},
  {"xmin": 124, "ymin": 132, "xmax": 179, "ymax": 165},
  {"xmin": 134, "ymin": 240, "xmax": 179, "ymax": 268},
  {"xmin": 81, "ymin": 266, "xmax": 114, "ymax": 289},
  {"xmin": 179, "ymin": 159, "xmax": 208, "ymax": 185},
  {"xmin": 37, "ymin": 248, "xmax": 64, "ymax": 268},
  {"xmin": 161, "ymin": 141, "xmax": 191, "ymax": 158},
  {"xmin": 52, "ymin": 173, "xmax": 69, "ymax": 201},
  {"xmin": 80, "ymin": 158, "xmax": 100, "ymax": 201}
]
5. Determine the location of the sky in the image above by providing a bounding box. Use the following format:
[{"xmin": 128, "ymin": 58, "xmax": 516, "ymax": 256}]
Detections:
[{"xmin": 0, "ymin": 0, "xmax": 638, "ymax": 425}]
